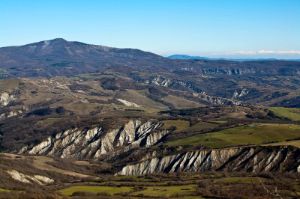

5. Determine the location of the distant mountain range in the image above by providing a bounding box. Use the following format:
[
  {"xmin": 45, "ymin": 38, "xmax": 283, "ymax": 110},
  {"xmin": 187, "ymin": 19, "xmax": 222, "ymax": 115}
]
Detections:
[
  {"xmin": 167, "ymin": 54, "xmax": 300, "ymax": 61},
  {"xmin": 0, "ymin": 38, "xmax": 300, "ymax": 78},
  {"xmin": 167, "ymin": 54, "xmax": 210, "ymax": 60}
]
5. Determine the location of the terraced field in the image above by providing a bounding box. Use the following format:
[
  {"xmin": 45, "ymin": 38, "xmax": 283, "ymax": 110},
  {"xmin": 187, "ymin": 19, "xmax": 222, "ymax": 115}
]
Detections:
[
  {"xmin": 60, "ymin": 184, "xmax": 198, "ymax": 198},
  {"xmin": 162, "ymin": 120, "xmax": 221, "ymax": 133},
  {"xmin": 60, "ymin": 185, "xmax": 133, "ymax": 196},
  {"xmin": 132, "ymin": 185, "xmax": 197, "ymax": 198},
  {"xmin": 162, "ymin": 119, "xmax": 190, "ymax": 132},
  {"xmin": 270, "ymin": 107, "xmax": 300, "ymax": 121},
  {"xmin": 0, "ymin": 188, "xmax": 9, "ymax": 193},
  {"xmin": 264, "ymin": 140, "xmax": 300, "ymax": 148},
  {"xmin": 162, "ymin": 95, "xmax": 203, "ymax": 109},
  {"xmin": 56, "ymin": 174, "xmax": 300, "ymax": 199},
  {"xmin": 166, "ymin": 123, "xmax": 300, "ymax": 148}
]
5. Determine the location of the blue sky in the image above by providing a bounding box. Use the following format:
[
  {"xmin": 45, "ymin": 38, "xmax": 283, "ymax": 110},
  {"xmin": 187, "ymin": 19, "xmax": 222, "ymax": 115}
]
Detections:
[{"xmin": 1, "ymin": 0, "xmax": 300, "ymax": 58}]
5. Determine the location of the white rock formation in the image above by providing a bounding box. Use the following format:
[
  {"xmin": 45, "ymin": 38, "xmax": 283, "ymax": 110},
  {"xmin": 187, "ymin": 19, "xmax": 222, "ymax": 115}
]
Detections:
[
  {"xmin": 19, "ymin": 120, "xmax": 169, "ymax": 159},
  {"xmin": 0, "ymin": 110, "xmax": 23, "ymax": 120},
  {"xmin": 233, "ymin": 88, "xmax": 249, "ymax": 99},
  {"xmin": 117, "ymin": 99, "xmax": 141, "ymax": 108},
  {"xmin": 151, "ymin": 76, "xmax": 172, "ymax": 87},
  {"xmin": 6, "ymin": 170, "xmax": 54, "ymax": 185},
  {"xmin": 0, "ymin": 92, "xmax": 14, "ymax": 106},
  {"xmin": 118, "ymin": 146, "xmax": 300, "ymax": 175}
]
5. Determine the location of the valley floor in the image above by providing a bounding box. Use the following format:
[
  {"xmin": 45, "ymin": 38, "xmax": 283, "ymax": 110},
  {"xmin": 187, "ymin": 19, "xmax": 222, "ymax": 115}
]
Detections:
[
  {"xmin": 0, "ymin": 171, "xmax": 299, "ymax": 199},
  {"xmin": 1, "ymin": 75, "xmax": 300, "ymax": 198}
]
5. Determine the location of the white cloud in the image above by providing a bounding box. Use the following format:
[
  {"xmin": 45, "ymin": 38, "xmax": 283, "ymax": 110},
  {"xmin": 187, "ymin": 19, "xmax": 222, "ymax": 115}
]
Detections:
[
  {"xmin": 163, "ymin": 50, "xmax": 300, "ymax": 59},
  {"xmin": 233, "ymin": 50, "xmax": 300, "ymax": 55}
]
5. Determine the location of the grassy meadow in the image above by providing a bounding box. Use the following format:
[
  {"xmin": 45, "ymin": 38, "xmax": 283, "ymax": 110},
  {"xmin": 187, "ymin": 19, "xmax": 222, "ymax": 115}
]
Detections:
[
  {"xmin": 166, "ymin": 123, "xmax": 300, "ymax": 148},
  {"xmin": 56, "ymin": 173, "xmax": 300, "ymax": 199},
  {"xmin": 270, "ymin": 107, "xmax": 300, "ymax": 121}
]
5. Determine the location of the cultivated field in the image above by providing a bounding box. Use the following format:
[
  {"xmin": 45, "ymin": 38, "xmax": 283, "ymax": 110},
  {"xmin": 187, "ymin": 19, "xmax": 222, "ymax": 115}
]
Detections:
[
  {"xmin": 270, "ymin": 107, "xmax": 300, "ymax": 121},
  {"xmin": 166, "ymin": 123, "xmax": 300, "ymax": 148}
]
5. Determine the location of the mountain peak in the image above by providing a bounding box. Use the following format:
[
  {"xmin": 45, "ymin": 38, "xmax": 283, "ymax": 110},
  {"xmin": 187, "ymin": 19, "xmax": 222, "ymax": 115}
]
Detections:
[
  {"xmin": 51, "ymin": 38, "xmax": 67, "ymax": 41},
  {"xmin": 0, "ymin": 38, "xmax": 167, "ymax": 77},
  {"xmin": 20, "ymin": 38, "xmax": 70, "ymax": 49},
  {"xmin": 42, "ymin": 38, "xmax": 68, "ymax": 45}
]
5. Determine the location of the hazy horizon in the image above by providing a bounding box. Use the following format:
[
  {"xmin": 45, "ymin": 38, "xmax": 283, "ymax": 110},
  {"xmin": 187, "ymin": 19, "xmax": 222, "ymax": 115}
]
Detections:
[{"xmin": 1, "ymin": 37, "xmax": 299, "ymax": 60}]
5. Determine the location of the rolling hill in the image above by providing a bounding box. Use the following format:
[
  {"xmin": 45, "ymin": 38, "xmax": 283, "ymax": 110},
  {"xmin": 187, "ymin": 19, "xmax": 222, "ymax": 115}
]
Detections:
[{"xmin": 0, "ymin": 39, "xmax": 300, "ymax": 198}]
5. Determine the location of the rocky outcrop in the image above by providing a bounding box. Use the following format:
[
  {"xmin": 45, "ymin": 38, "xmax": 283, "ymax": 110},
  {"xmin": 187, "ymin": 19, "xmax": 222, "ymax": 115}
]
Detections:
[
  {"xmin": 117, "ymin": 98, "xmax": 141, "ymax": 108},
  {"xmin": 192, "ymin": 92, "xmax": 242, "ymax": 106},
  {"xmin": 0, "ymin": 92, "xmax": 14, "ymax": 107},
  {"xmin": 0, "ymin": 110, "xmax": 23, "ymax": 120},
  {"xmin": 19, "ymin": 120, "xmax": 169, "ymax": 159},
  {"xmin": 146, "ymin": 76, "xmax": 241, "ymax": 106},
  {"xmin": 233, "ymin": 89, "xmax": 249, "ymax": 99},
  {"xmin": 6, "ymin": 170, "xmax": 54, "ymax": 185},
  {"xmin": 146, "ymin": 76, "xmax": 172, "ymax": 87},
  {"xmin": 201, "ymin": 68, "xmax": 257, "ymax": 76},
  {"xmin": 118, "ymin": 146, "xmax": 300, "ymax": 175}
]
